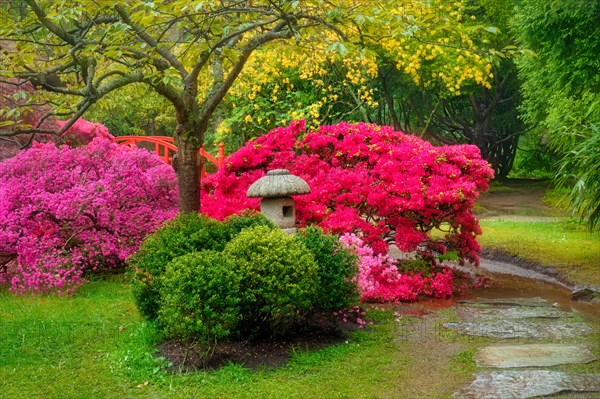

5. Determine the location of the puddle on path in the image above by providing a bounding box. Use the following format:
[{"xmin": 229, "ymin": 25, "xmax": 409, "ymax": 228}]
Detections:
[
  {"xmin": 461, "ymin": 273, "xmax": 600, "ymax": 324},
  {"xmin": 477, "ymin": 258, "xmax": 571, "ymax": 288},
  {"xmin": 399, "ymin": 269, "xmax": 600, "ymax": 325},
  {"xmin": 386, "ymin": 261, "xmax": 599, "ymax": 323}
]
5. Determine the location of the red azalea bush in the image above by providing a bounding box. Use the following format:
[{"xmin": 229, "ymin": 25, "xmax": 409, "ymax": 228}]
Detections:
[
  {"xmin": 0, "ymin": 138, "xmax": 178, "ymax": 294},
  {"xmin": 201, "ymin": 121, "xmax": 494, "ymax": 266}
]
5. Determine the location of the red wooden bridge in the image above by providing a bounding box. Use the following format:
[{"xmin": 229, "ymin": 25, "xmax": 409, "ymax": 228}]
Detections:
[{"xmin": 112, "ymin": 136, "xmax": 226, "ymax": 177}]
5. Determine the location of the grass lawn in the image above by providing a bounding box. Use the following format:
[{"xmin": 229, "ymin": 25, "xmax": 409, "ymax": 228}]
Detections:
[
  {"xmin": 479, "ymin": 219, "xmax": 600, "ymax": 286},
  {"xmin": 1, "ymin": 278, "xmax": 416, "ymax": 399},
  {"xmin": 2, "ymin": 275, "xmax": 505, "ymax": 399}
]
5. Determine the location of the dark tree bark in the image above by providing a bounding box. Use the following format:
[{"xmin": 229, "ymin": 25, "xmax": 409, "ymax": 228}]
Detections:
[
  {"xmin": 379, "ymin": 66, "xmax": 401, "ymax": 131},
  {"xmin": 174, "ymin": 135, "xmax": 202, "ymax": 213}
]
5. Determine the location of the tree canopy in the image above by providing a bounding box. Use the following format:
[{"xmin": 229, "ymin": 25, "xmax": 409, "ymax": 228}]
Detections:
[{"xmin": 1, "ymin": 0, "xmax": 500, "ymax": 212}]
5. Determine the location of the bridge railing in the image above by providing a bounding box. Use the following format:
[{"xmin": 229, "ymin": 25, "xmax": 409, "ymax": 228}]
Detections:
[{"xmin": 112, "ymin": 136, "xmax": 226, "ymax": 177}]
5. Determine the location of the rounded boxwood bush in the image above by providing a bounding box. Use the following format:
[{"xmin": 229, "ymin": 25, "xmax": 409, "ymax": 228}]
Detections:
[
  {"xmin": 158, "ymin": 250, "xmax": 240, "ymax": 351},
  {"xmin": 295, "ymin": 227, "xmax": 359, "ymax": 311},
  {"xmin": 129, "ymin": 212, "xmax": 272, "ymax": 320},
  {"xmin": 223, "ymin": 211, "xmax": 275, "ymax": 237},
  {"xmin": 223, "ymin": 225, "xmax": 318, "ymax": 338}
]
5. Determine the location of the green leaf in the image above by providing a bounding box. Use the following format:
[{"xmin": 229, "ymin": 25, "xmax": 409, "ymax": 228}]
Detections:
[
  {"xmin": 483, "ymin": 26, "xmax": 500, "ymax": 34},
  {"xmin": 326, "ymin": 42, "xmax": 348, "ymax": 56}
]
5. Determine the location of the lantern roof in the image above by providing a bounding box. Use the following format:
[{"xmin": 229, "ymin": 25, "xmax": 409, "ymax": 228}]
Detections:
[{"xmin": 246, "ymin": 169, "xmax": 311, "ymax": 198}]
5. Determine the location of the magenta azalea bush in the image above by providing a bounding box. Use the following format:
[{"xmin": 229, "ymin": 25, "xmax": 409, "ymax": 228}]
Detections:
[
  {"xmin": 0, "ymin": 138, "xmax": 178, "ymax": 294},
  {"xmin": 57, "ymin": 118, "xmax": 114, "ymax": 147},
  {"xmin": 201, "ymin": 121, "xmax": 494, "ymax": 265}
]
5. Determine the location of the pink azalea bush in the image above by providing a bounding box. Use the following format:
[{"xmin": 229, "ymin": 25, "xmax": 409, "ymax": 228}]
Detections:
[
  {"xmin": 339, "ymin": 233, "xmax": 453, "ymax": 302},
  {"xmin": 201, "ymin": 121, "xmax": 494, "ymax": 265},
  {"xmin": 57, "ymin": 118, "xmax": 114, "ymax": 147},
  {"xmin": 0, "ymin": 138, "xmax": 178, "ymax": 294}
]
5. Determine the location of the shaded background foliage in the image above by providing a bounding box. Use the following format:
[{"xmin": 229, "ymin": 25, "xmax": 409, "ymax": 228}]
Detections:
[{"xmin": 511, "ymin": 0, "xmax": 600, "ymax": 229}]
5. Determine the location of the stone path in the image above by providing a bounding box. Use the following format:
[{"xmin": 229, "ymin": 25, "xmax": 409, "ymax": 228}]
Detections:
[
  {"xmin": 449, "ymin": 297, "xmax": 600, "ymax": 399},
  {"xmin": 473, "ymin": 344, "xmax": 596, "ymax": 368}
]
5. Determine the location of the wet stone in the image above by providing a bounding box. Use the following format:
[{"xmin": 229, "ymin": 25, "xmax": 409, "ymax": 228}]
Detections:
[
  {"xmin": 457, "ymin": 297, "xmax": 550, "ymax": 307},
  {"xmin": 473, "ymin": 344, "xmax": 597, "ymax": 368},
  {"xmin": 571, "ymin": 286, "xmax": 600, "ymax": 302},
  {"xmin": 454, "ymin": 370, "xmax": 600, "ymax": 399},
  {"xmin": 455, "ymin": 306, "xmax": 571, "ymax": 321},
  {"xmin": 443, "ymin": 320, "xmax": 592, "ymax": 339}
]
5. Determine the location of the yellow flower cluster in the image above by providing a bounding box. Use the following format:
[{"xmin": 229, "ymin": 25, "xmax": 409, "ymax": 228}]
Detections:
[
  {"xmin": 381, "ymin": 30, "xmax": 494, "ymax": 91},
  {"xmin": 372, "ymin": 0, "xmax": 496, "ymax": 93},
  {"xmin": 228, "ymin": 42, "xmax": 382, "ymax": 132},
  {"xmin": 217, "ymin": 0, "xmax": 498, "ymax": 138}
]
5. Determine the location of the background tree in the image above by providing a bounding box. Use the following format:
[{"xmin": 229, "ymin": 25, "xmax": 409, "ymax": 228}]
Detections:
[
  {"xmin": 85, "ymin": 84, "xmax": 176, "ymax": 137},
  {"xmin": 370, "ymin": 0, "xmax": 525, "ymax": 178},
  {"xmin": 1, "ymin": 0, "xmax": 500, "ymax": 212},
  {"xmin": 511, "ymin": 0, "xmax": 600, "ymax": 229}
]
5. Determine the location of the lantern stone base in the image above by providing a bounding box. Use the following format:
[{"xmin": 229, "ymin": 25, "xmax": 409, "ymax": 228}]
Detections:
[{"xmin": 259, "ymin": 196, "xmax": 296, "ymax": 229}]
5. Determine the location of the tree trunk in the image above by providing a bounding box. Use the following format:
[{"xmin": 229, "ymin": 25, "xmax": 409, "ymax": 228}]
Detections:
[
  {"xmin": 380, "ymin": 72, "xmax": 401, "ymax": 130},
  {"xmin": 174, "ymin": 136, "xmax": 202, "ymax": 213}
]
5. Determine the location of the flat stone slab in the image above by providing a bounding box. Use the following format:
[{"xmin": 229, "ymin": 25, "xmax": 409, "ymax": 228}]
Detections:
[
  {"xmin": 456, "ymin": 306, "xmax": 571, "ymax": 321},
  {"xmin": 457, "ymin": 297, "xmax": 550, "ymax": 307},
  {"xmin": 454, "ymin": 370, "xmax": 600, "ymax": 399},
  {"xmin": 443, "ymin": 320, "xmax": 592, "ymax": 339},
  {"xmin": 571, "ymin": 285, "xmax": 600, "ymax": 302},
  {"xmin": 473, "ymin": 344, "xmax": 597, "ymax": 368}
]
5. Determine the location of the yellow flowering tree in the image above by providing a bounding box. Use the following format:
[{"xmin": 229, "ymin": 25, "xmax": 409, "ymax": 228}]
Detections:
[
  {"xmin": 211, "ymin": 0, "xmax": 506, "ymax": 152},
  {"xmin": 371, "ymin": 0, "xmax": 526, "ymax": 177}
]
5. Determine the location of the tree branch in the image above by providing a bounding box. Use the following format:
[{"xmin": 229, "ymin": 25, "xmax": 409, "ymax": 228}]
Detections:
[
  {"xmin": 23, "ymin": 0, "xmax": 79, "ymax": 46},
  {"xmin": 114, "ymin": 5, "xmax": 189, "ymax": 79},
  {"xmin": 198, "ymin": 29, "xmax": 293, "ymax": 125}
]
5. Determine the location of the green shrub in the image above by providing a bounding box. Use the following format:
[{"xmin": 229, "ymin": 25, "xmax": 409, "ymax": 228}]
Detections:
[
  {"xmin": 129, "ymin": 212, "xmax": 272, "ymax": 320},
  {"xmin": 223, "ymin": 225, "xmax": 318, "ymax": 338},
  {"xmin": 223, "ymin": 211, "xmax": 275, "ymax": 238},
  {"xmin": 158, "ymin": 251, "xmax": 240, "ymax": 356},
  {"xmin": 296, "ymin": 227, "xmax": 359, "ymax": 311}
]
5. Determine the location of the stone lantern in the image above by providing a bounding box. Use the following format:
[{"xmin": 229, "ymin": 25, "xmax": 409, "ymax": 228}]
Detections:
[{"xmin": 246, "ymin": 169, "xmax": 311, "ymax": 233}]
